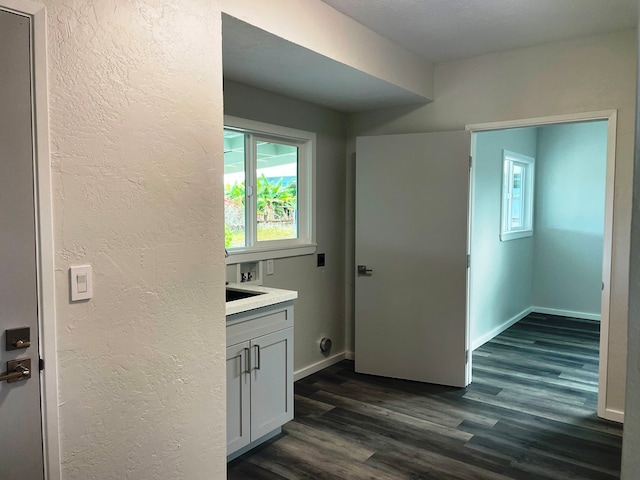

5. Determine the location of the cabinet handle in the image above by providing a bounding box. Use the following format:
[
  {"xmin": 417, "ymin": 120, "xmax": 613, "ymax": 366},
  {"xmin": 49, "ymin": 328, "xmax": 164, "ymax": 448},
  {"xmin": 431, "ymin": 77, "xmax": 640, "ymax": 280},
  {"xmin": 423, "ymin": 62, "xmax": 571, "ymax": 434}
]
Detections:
[
  {"xmin": 243, "ymin": 347, "xmax": 250, "ymax": 374},
  {"xmin": 254, "ymin": 344, "xmax": 261, "ymax": 370}
]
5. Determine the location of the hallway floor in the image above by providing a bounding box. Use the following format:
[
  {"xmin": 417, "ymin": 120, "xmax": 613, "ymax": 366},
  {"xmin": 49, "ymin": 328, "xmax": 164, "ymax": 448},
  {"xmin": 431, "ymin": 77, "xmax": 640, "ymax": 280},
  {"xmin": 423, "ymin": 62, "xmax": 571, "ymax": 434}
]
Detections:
[{"xmin": 228, "ymin": 314, "xmax": 622, "ymax": 479}]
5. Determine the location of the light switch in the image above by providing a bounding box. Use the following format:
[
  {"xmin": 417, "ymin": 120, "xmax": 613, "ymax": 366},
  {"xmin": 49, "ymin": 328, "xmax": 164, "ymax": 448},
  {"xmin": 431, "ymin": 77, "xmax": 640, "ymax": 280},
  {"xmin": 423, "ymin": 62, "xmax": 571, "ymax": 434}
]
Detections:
[
  {"xmin": 70, "ymin": 265, "xmax": 92, "ymax": 301},
  {"xmin": 77, "ymin": 274, "xmax": 87, "ymax": 293}
]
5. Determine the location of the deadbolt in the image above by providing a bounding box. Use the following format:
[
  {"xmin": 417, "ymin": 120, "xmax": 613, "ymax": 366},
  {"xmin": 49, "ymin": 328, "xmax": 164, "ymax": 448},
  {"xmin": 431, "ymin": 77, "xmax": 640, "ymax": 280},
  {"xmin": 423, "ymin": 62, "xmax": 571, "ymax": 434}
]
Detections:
[{"xmin": 6, "ymin": 327, "xmax": 31, "ymax": 351}]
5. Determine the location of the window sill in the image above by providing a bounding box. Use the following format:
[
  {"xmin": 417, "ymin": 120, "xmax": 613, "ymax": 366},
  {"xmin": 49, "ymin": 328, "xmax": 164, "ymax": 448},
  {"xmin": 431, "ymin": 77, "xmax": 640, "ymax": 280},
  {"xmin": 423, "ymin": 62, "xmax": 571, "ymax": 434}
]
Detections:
[
  {"xmin": 226, "ymin": 243, "xmax": 317, "ymax": 264},
  {"xmin": 500, "ymin": 230, "xmax": 533, "ymax": 241}
]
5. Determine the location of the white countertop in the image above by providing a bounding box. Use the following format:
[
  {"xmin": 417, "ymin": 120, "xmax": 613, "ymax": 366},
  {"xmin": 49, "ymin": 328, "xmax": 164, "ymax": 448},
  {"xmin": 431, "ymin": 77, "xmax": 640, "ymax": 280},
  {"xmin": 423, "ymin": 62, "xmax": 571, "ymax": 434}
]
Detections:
[{"xmin": 225, "ymin": 283, "xmax": 298, "ymax": 316}]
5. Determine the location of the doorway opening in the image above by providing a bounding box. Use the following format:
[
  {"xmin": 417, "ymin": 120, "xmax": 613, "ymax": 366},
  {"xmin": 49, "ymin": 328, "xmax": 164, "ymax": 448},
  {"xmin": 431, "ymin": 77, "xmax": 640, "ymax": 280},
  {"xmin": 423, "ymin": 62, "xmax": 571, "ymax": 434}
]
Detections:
[{"xmin": 466, "ymin": 111, "xmax": 616, "ymax": 421}]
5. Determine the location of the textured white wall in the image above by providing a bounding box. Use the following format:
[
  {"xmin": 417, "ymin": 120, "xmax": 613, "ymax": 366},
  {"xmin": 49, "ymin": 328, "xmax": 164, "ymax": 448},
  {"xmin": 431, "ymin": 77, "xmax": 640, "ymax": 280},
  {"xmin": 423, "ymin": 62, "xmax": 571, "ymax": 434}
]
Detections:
[
  {"xmin": 470, "ymin": 127, "xmax": 538, "ymax": 345},
  {"xmin": 223, "ymin": 81, "xmax": 347, "ymax": 373},
  {"xmin": 221, "ymin": 0, "xmax": 434, "ymax": 101},
  {"xmin": 348, "ymin": 29, "xmax": 637, "ymax": 415},
  {"xmin": 43, "ymin": 0, "xmax": 227, "ymax": 478}
]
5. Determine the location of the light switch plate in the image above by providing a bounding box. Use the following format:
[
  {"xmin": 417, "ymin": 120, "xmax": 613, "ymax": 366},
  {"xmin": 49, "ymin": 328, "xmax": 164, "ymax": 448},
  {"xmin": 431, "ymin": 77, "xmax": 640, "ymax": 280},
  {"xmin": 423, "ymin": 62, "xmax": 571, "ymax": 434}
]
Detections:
[{"xmin": 70, "ymin": 265, "xmax": 92, "ymax": 301}]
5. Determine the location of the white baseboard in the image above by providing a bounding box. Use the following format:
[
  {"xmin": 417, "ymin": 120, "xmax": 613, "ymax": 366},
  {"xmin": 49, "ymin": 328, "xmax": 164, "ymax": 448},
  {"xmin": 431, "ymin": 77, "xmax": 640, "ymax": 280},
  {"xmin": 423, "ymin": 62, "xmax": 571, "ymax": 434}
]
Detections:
[
  {"xmin": 471, "ymin": 306, "xmax": 601, "ymax": 351},
  {"xmin": 345, "ymin": 351, "xmax": 355, "ymax": 361},
  {"xmin": 471, "ymin": 307, "xmax": 532, "ymax": 351},
  {"xmin": 294, "ymin": 352, "xmax": 347, "ymax": 381},
  {"xmin": 532, "ymin": 307, "xmax": 601, "ymax": 321}
]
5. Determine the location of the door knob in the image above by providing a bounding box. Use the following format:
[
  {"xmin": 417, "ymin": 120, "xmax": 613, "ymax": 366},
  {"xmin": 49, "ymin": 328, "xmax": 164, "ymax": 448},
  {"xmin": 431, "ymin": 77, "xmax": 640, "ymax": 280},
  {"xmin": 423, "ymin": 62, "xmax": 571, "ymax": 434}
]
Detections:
[
  {"xmin": 0, "ymin": 359, "xmax": 31, "ymax": 383},
  {"xmin": 357, "ymin": 265, "xmax": 373, "ymax": 275}
]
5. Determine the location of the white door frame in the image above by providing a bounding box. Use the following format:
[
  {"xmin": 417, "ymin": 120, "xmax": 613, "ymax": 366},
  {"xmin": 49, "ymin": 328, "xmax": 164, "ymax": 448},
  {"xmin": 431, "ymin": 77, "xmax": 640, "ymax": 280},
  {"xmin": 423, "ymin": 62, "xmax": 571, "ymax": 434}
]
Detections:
[
  {"xmin": 1, "ymin": 1, "xmax": 60, "ymax": 478},
  {"xmin": 466, "ymin": 110, "xmax": 618, "ymax": 422}
]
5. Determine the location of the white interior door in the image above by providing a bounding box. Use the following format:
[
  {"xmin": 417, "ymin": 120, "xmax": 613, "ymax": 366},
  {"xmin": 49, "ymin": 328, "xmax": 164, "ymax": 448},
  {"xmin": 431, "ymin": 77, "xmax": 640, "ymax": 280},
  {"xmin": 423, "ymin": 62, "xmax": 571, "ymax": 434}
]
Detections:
[
  {"xmin": 355, "ymin": 131, "xmax": 471, "ymax": 388},
  {"xmin": 0, "ymin": 9, "xmax": 45, "ymax": 479}
]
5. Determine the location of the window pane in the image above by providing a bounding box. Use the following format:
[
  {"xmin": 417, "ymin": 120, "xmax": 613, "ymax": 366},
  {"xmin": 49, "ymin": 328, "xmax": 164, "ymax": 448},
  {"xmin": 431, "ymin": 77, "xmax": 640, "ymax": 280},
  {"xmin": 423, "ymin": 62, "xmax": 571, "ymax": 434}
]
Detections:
[
  {"xmin": 510, "ymin": 164, "xmax": 524, "ymax": 229},
  {"xmin": 501, "ymin": 151, "xmax": 534, "ymax": 241},
  {"xmin": 256, "ymin": 141, "xmax": 298, "ymax": 242},
  {"xmin": 224, "ymin": 129, "xmax": 246, "ymax": 248}
]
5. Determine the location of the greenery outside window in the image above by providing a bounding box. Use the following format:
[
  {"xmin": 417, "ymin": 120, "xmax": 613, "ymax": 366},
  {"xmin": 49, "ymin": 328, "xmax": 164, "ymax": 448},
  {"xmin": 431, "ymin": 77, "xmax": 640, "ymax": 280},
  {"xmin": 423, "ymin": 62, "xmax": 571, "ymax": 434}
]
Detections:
[
  {"xmin": 501, "ymin": 150, "xmax": 535, "ymax": 241},
  {"xmin": 224, "ymin": 116, "xmax": 316, "ymax": 262}
]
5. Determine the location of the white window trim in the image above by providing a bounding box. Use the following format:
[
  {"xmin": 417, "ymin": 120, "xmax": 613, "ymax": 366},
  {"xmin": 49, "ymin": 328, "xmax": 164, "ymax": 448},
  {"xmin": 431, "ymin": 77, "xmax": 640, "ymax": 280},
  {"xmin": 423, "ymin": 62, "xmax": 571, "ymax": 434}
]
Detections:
[
  {"xmin": 500, "ymin": 150, "xmax": 535, "ymax": 242},
  {"xmin": 224, "ymin": 116, "xmax": 316, "ymax": 264}
]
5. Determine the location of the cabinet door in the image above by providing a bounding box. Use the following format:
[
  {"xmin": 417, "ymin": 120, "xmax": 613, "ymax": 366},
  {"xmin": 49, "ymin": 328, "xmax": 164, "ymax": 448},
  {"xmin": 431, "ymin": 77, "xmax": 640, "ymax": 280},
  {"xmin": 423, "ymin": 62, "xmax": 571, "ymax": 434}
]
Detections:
[
  {"xmin": 227, "ymin": 342, "xmax": 251, "ymax": 454},
  {"xmin": 250, "ymin": 328, "xmax": 293, "ymax": 440}
]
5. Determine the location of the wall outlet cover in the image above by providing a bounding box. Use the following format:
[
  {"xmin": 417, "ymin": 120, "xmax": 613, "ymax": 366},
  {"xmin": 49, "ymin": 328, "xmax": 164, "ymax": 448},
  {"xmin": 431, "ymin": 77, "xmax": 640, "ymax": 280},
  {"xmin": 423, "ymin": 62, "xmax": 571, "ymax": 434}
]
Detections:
[{"xmin": 317, "ymin": 253, "xmax": 325, "ymax": 267}]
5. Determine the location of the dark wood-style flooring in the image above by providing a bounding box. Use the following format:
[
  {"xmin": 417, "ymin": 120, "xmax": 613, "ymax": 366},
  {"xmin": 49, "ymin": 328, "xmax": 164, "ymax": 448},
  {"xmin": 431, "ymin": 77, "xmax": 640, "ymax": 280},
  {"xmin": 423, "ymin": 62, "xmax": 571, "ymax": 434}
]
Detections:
[{"xmin": 228, "ymin": 314, "xmax": 623, "ymax": 479}]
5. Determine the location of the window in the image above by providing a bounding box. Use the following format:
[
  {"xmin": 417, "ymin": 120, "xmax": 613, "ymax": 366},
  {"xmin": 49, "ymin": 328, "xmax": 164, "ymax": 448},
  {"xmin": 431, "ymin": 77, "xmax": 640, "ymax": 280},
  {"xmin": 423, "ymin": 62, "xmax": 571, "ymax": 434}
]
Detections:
[
  {"xmin": 224, "ymin": 116, "xmax": 316, "ymax": 261},
  {"xmin": 501, "ymin": 150, "xmax": 535, "ymax": 241}
]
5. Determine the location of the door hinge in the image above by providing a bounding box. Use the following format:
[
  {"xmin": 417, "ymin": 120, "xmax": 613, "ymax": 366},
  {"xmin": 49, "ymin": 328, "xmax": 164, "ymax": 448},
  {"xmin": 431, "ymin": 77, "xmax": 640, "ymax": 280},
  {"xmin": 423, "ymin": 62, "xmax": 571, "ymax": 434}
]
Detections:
[
  {"xmin": 467, "ymin": 254, "xmax": 470, "ymax": 268},
  {"xmin": 39, "ymin": 358, "xmax": 44, "ymax": 371},
  {"xmin": 465, "ymin": 350, "xmax": 469, "ymax": 363},
  {"xmin": 469, "ymin": 155, "xmax": 473, "ymax": 170}
]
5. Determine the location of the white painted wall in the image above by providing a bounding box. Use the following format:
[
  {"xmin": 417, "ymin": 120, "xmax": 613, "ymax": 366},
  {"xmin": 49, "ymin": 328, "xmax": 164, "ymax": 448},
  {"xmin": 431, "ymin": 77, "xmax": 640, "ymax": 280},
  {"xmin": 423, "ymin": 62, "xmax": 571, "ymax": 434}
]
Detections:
[
  {"xmin": 221, "ymin": 0, "xmax": 434, "ymax": 101},
  {"xmin": 224, "ymin": 81, "xmax": 348, "ymax": 374},
  {"xmin": 470, "ymin": 127, "xmax": 537, "ymax": 347},
  {"xmin": 348, "ymin": 29, "xmax": 637, "ymax": 415},
  {"xmin": 533, "ymin": 121, "xmax": 608, "ymax": 318},
  {"xmin": 42, "ymin": 0, "xmax": 227, "ymax": 478}
]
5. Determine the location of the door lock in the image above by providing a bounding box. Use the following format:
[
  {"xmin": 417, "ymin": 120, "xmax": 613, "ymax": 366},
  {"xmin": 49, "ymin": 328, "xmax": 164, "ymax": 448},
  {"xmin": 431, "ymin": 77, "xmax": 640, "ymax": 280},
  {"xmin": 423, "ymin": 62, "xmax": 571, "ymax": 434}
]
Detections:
[
  {"xmin": 6, "ymin": 327, "xmax": 31, "ymax": 350},
  {"xmin": 0, "ymin": 359, "xmax": 31, "ymax": 383}
]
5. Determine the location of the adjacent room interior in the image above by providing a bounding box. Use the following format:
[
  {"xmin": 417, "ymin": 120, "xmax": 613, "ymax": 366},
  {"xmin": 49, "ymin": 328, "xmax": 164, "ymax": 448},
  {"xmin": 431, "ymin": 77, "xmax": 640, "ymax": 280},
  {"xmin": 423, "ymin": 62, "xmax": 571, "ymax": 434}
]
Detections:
[
  {"xmin": 223, "ymin": 27, "xmax": 623, "ymax": 477},
  {"xmin": 470, "ymin": 121, "xmax": 608, "ymax": 350}
]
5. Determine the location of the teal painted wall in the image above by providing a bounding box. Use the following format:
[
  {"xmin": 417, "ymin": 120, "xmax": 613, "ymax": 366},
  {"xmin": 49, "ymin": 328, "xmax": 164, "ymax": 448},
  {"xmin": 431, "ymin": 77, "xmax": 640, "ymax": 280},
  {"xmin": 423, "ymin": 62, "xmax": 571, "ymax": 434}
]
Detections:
[
  {"xmin": 471, "ymin": 121, "xmax": 607, "ymax": 347},
  {"xmin": 533, "ymin": 121, "xmax": 607, "ymax": 316},
  {"xmin": 470, "ymin": 127, "xmax": 538, "ymax": 344}
]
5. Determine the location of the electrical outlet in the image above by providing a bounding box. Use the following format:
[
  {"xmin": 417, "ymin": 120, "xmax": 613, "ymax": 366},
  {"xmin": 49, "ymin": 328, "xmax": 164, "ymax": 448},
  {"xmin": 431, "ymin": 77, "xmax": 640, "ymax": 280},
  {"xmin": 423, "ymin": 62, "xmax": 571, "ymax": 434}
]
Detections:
[
  {"xmin": 266, "ymin": 259, "xmax": 275, "ymax": 275},
  {"xmin": 317, "ymin": 253, "xmax": 325, "ymax": 267}
]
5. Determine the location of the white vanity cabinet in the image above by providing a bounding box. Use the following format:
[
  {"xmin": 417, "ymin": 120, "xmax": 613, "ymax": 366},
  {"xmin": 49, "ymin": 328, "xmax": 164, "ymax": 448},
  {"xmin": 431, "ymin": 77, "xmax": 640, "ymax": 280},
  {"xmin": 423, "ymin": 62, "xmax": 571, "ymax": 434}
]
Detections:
[{"xmin": 226, "ymin": 301, "xmax": 294, "ymax": 460}]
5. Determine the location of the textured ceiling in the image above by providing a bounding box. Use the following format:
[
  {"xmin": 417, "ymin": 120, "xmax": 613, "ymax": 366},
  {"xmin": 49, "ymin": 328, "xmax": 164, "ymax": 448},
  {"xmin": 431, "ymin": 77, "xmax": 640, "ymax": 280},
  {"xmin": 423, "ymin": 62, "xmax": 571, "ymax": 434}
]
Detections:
[{"xmin": 321, "ymin": 0, "xmax": 638, "ymax": 62}]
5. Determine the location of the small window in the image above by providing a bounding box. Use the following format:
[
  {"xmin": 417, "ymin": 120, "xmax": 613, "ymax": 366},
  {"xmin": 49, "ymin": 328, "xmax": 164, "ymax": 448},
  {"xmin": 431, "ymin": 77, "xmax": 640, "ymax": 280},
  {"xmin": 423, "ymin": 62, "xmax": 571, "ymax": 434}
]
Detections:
[
  {"xmin": 224, "ymin": 116, "xmax": 316, "ymax": 262},
  {"xmin": 501, "ymin": 150, "xmax": 535, "ymax": 241}
]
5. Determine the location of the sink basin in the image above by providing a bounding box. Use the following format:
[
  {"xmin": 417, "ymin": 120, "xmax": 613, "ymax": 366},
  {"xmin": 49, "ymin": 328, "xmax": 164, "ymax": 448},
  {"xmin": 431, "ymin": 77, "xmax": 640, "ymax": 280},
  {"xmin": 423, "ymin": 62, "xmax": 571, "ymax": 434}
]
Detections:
[{"xmin": 226, "ymin": 288, "xmax": 264, "ymax": 302}]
